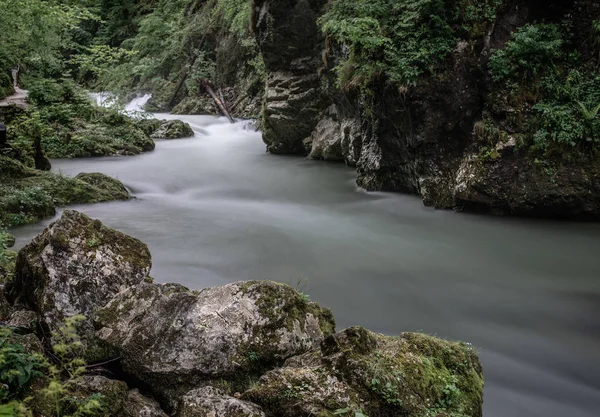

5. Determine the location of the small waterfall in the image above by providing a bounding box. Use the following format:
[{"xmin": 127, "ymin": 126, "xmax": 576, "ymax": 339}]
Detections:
[{"xmin": 125, "ymin": 94, "xmax": 152, "ymax": 113}]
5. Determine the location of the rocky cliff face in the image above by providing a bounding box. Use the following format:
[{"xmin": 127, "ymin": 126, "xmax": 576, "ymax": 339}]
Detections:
[
  {"xmin": 252, "ymin": 0, "xmax": 600, "ymax": 219},
  {"xmin": 3, "ymin": 211, "xmax": 484, "ymax": 416}
]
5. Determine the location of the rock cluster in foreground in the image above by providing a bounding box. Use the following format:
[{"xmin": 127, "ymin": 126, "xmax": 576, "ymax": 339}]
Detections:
[{"xmin": 3, "ymin": 211, "xmax": 484, "ymax": 416}]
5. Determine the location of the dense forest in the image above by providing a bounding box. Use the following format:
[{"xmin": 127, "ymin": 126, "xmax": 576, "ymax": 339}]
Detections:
[{"xmin": 1, "ymin": 1, "xmax": 599, "ymax": 416}]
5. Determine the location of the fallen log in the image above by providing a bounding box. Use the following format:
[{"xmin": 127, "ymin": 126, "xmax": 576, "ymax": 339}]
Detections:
[{"xmin": 203, "ymin": 81, "xmax": 235, "ymax": 124}]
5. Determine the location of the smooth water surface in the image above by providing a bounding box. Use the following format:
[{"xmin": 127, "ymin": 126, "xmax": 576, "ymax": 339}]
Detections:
[{"xmin": 11, "ymin": 114, "xmax": 600, "ymax": 417}]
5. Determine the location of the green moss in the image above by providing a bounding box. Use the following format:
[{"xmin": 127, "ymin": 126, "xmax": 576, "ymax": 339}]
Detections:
[{"xmin": 0, "ymin": 157, "xmax": 130, "ymax": 227}]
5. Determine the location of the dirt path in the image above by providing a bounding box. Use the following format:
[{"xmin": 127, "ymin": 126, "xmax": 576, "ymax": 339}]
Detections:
[{"xmin": 0, "ymin": 69, "xmax": 28, "ymax": 109}]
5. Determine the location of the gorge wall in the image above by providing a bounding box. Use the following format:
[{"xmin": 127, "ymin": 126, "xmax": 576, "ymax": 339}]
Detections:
[{"xmin": 252, "ymin": 0, "xmax": 600, "ymax": 219}]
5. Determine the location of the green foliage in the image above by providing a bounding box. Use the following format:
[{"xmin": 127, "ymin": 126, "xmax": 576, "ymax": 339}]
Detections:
[
  {"xmin": 487, "ymin": 21, "xmax": 600, "ymax": 152},
  {"xmin": 0, "ymin": 328, "xmax": 45, "ymax": 401},
  {"xmin": 0, "ymin": 0, "xmax": 97, "ymax": 81},
  {"xmin": 96, "ymin": 0, "xmax": 263, "ymax": 107},
  {"xmin": 489, "ymin": 24, "xmax": 565, "ymax": 82},
  {"xmin": 320, "ymin": 0, "xmax": 502, "ymax": 89}
]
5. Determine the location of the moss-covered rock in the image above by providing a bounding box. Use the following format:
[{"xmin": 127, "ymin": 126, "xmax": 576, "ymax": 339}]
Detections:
[
  {"xmin": 69, "ymin": 376, "xmax": 129, "ymax": 417},
  {"xmin": 122, "ymin": 389, "xmax": 169, "ymax": 417},
  {"xmin": 134, "ymin": 118, "xmax": 163, "ymax": 136},
  {"xmin": 94, "ymin": 280, "xmax": 336, "ymax": 399},
  {"xmin": 74, "ymin": 173, "xmax": 130, "ymax": 201},
  {"xmin": 0, "ymin": 156, "xmax": 130, "ymax": 227},
  {"xmin": 178, "ymin": 386, "xmax": 265, "ymax": 417},
  {"xmin": 243, "ymin": 327, "xmax": 483, "ymax": 417},
  {"xmin": 150, "ymin": 120, "xmax": 194, "ymax": 139},
  {"xmin": 8, "ymin": 210, "xmax": 152, "ymax": 357},
  {"xmin": 40, "ymin": 116, "xmax": 156, "ymax": 158}
]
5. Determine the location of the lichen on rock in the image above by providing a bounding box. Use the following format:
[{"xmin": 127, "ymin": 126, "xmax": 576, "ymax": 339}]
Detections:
[
  {"xmin": 150, "ymin": 120, "xmax": 195, "ymax": 139},
  {"xmin": 178, "ymin": 386, "xmax": 265, "ymax": 417},
  {"xmin": 8, "ymin": 210, "xmax": 152, "ymax": 357},
  {"xmin": 94, "ymin": 280, "xmax": 336, "ymax": 398},
  {"xmin": 243, "ymin": 327, "xmax": 483, "ymax": 417}
]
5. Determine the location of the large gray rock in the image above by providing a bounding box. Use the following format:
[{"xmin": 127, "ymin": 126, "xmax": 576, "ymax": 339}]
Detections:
[
  {"xmin": 253, "ymin": 0, "xmax": 327, "ymax": 154},
  {"xmin": 151, "ymin": 120, "xmax": 194, "ymax": 139},
  {"xmin": 122, "ymin": 389, "xmax": 169, "ymax": 417},
  {"xmin": 243, "ymin": 327, "xmax": 484, "ymax": 417},
  {"xmin": 9, "ymin": 210, "xmax": 152, "ymax": 356},
  {"xmin": 178, "ymin": 386, "xmax": 264, "ymax": 417},
  {"xmin": 95, "ymin": 280, "xmax": 335, "ymax": 397}
]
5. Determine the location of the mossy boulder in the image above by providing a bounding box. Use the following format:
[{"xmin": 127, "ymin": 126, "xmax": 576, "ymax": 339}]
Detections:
[
  {"xmin": 42, "ymin": 120, "xmax": 156, "ymax": 158},
  {"xmin": 0, "ymin": 156, "xmax": 131, "ymax": 227},
  {"xmin": 8, "ymin": 210, "xmax": 152, "ymax": 355},
  {"xmin": 178, "ymin": 386, "xmax": 265, "ymax": 417},
  {"xmin": 70, "ymin": 376, "xmax": 129, "ymax": 417},
  {"xmin": 94, "ymin": 280, "xmax": 336, "ymax": 399},
  {"xmin": 74, "ymin": 173, "xmax": 130, "ymax": 201},
  {"xmin": 122, "ymin": 389, "xmax": 169, "ymax": 417},
  {"xmin": 150, "ymin": 120, "xmax": 195, "ymax": 139},
  {"xmin": 243, "ymin": 327, "xmax": 483, "ymax": 417},
  {"xmin": 134, "ymin": 118, "xmax": 163, "ymax": 136}
]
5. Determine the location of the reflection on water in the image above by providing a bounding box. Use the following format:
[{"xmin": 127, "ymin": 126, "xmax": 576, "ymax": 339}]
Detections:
[{"xmin": 11, "ymin": 114, "xmax": 600, "ymax": 417}]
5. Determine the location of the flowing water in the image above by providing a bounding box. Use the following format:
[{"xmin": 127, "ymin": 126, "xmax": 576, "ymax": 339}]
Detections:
[{"xmin": 10, "ymin": 113, "xmax": 600, "ymax": 417}]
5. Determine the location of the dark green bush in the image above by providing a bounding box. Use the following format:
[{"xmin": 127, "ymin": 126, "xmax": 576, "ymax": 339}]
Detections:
[
  {"xmin": 489, "ymin": 24, "xmax": 565, "ymax": 82},
  {"xmin": 319, "ymin": 0, "xmax": 502, "ymax": 89}
]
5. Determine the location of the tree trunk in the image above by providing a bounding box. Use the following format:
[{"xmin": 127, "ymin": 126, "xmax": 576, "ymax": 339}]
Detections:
[{"xmin": 203, "ymin": 81, "xmax": 235, "ymax": 124}]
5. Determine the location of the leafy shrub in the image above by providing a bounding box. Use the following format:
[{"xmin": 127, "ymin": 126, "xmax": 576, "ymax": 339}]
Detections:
[
  {"xmin": 1, "ymin": 317, "xmax": 105, "ymax": 417},
  {"xmin": 320, "ymin": 0, "xmax": 502, "ymax": 89},
  {"xmin": 489, "ymin": 24, "xmax": 565, "ymax": 82},
  {"xmin": 0, "ymin": 328, "xmax": 45, "ymax": 402}
]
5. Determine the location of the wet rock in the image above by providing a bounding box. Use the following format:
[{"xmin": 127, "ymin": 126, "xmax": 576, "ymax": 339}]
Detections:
[
  {"xmin": 178, "ymin": 386, "xmax": 265, "ymax": 417},
  {"xmin": 122, "ymin": 389, "xmax": 169, "ymax": 417},
  {"xmin": 135, "ymin": 119, "xmax": 163, "ymax": 136},
  {"xmin": 307, "ymin": 105, "xmax": 344, "ymax": 162},
  {"xmin": 453, "ymin": 150, "xmax": 600, "ymax": 218},
  {"xmin": 70, "ymin": 376, "xmax": 128, "ymax": 417},
  {"xmin": 9, "ymin": 210, "xmax": 152, "ymax": 357},
  {"xmin": 151, "ymin": 120, "xmax": 194, "ymax": 139},
  {"xmin": 243, "ymin": 327, "xmax": 483, "ymax": 417},
  {"xmin": 95, "ymin": 280, "xmax": 335, "ymax": 398},
  {"xmin": 253, "ymin": 0, "xmax": 327, "ymax": 154},
  {"xmin": 75, "ymin": 173, "xmax": 130, "ymax": 201}
]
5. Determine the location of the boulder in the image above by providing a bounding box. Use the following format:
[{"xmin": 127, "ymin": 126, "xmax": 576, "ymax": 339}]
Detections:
[
  {"xmin": 243, "ymin": 327, "xmax": 484, "ymax": 417},
  {"xmin": 70, "ymin": 376, "xmax": 128, "ymax": 417},
  {"xmin": 178, "ymin": 386, "xmax": 264, "ymax": 417},
  {"xmin": 95, "ymin": 280, "xmax": 335, "ymax": 398},
  {"xmin": 9, "ymin": 210, "xmax": 152, "ymax": 357},
  {"xmin": 151, "ymin": 120, "xmax": 194, "ymax": 139},
  {"xmin": 75, "ymin": 173, "xmax": 130, "ymax": 201},
  {"xmin": 122, "ymin": 389, "xmax": 170, "ymax": 417}
]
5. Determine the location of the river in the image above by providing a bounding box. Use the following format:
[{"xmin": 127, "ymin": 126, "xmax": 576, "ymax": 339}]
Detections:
[{"xmin": 10, "ymin": 114, "xmax": 600, "ymax": 417}]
